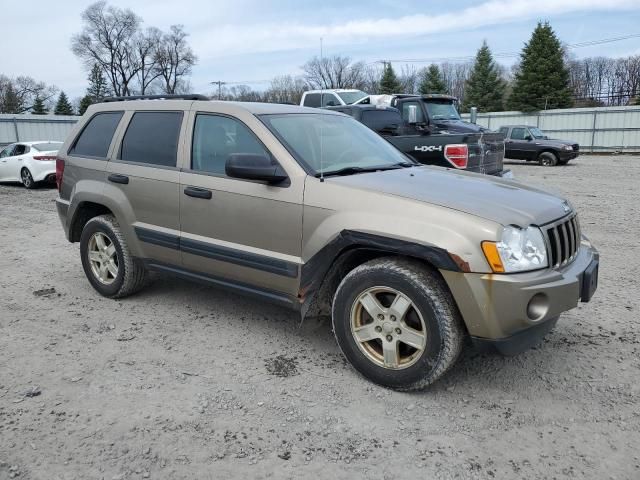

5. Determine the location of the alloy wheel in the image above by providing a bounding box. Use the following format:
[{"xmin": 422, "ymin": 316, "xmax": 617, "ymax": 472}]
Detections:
[
  {"xmin": 87, "ymin": 232, "xmax": 119, "ymax": 285},
  {"xmin": 350, "ymin": 286, "xmax": 427, "ymax": 370}
]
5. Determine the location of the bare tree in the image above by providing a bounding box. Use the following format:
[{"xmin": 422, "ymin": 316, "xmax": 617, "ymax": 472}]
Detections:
[
  {"xmin": 136, "ymin": 27, "xmax": 163, "ymax": 94},
  {"xmin": 302, "ymin": 55, "xmax": 367, "ymax": 89},
  {"xmin": 264, "ymin": 75, "xmax": 308, "ymax": 104},
  {"xmin": 154, "ymin": 25, "xmax": 197, "ymax": 94},
  {"xmin": 71, "ymin": 1, "xmax": 142, "ymax": 96},
  {"xmin": 0, "ymin": 74, "xmax": 57, "ymax": 113},
  {"xmin": 440, "ymin": 62, "xmax": 472, "ymax": 103}
]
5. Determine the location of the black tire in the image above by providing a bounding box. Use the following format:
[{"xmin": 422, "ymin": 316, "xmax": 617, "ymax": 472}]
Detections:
[
  {"xmin": 21, "ymin": 168, "xmax": 36, "ymax": 189},
  {"xmin": 332, "ymin": 257, "xmax": 465, "ymax": 391},
  {"xmin": 538, "ymin": 151, "xmax": 558, "ymax": 167},
  {"xmin": 79, "ymin": 214, "xmax": 146, "ymax": 298}
]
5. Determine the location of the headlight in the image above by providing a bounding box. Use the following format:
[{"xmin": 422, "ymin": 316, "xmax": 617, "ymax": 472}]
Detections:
[
  {"xmin": 563, "ymin": 145, "xmax": 573, "ymax": 151},
  {"xmin": 482, "ymin": 226, "xmax": 548, "ymax": 273}
]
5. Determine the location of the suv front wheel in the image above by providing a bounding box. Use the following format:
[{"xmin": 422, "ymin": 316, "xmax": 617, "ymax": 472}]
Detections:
[
  {"xmin": 332, "ymin": 258, "xmax": 464, "ymax": 390},
  {"xmin": 80, "ymin": 214, "xmax": 146, "ymax": 298}
]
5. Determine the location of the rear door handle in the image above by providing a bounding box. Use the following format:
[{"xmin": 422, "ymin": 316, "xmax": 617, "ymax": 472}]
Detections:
[
  {"xmin": 184, "ymin": 186, "xmax": 212, "ymax": 199},
  {"xmin": 108, "ymin": 174, "xmax": 129, "ymax": 185}
]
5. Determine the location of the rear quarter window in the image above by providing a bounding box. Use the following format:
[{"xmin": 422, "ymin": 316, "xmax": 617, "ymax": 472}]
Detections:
[
  {"xmin": 119, "ymin": 111, "xmax": 183, "ymax": 168},
  {"xmin": 70, "ymin": 112, "xmax": 123, "ymax": 158},
  {"xmin": 361, "ymin": 110, "xmax": 402, "ymax": 133}
]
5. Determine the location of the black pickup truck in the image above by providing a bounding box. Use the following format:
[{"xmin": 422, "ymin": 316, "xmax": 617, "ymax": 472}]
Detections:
[
  {"xmin": 498, "ymin": 125, "xmax": 579, "ymax": 166},
  {"xmin": 327, "ymin": 94, "xmax": 509, "ymax": 177}
]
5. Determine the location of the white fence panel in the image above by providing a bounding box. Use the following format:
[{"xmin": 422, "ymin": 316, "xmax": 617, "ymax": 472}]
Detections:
[{"xmin": 463, "ymin": 105, "xmax": 640, "ymax": 152}]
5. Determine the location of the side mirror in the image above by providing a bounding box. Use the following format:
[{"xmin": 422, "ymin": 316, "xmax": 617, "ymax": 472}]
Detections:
[
  {"xmin": 525, "ymin": 135, "xmax": 533, "ymax": 141},
  {"xmin": 225, "ymin": 154, "xmax": 288, "ymax": 184},
  {"xmin": 407, "ymin": 105, "xmax": 418, "ymax": 124}
]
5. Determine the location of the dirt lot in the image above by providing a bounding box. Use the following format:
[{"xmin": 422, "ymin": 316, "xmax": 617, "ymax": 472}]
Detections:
[{"xmin": 0, "ymin": 155, "xmax": 638, "ymax": 480}]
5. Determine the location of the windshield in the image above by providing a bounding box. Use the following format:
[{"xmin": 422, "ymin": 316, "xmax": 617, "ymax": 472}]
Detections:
[
  {"xmin": 32, "ymin": 142, "xmax": 63, "ymax": 152},
  {"xmin": 529, "ymin": 127, "xmax": 546, "ymax": 139},
  {"xmin": 260, "ymin": 113, "xmax": 412, "ymax": 175},
  {"xmin": 336, "ymin": 90, "xmax": 368, "ymax": 105},
  {"xmin": 424, "ymin": 101, "xmax": 461, "ymax": 120}
]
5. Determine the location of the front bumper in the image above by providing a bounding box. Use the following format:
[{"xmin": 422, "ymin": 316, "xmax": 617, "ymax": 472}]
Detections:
[
  {"xmin": 441, "ymin": 238, "xmax": 599, "ymax": 353},
  {"xmin": 559, "ymin": 150, "xmax": 579, "ymax": 161}
]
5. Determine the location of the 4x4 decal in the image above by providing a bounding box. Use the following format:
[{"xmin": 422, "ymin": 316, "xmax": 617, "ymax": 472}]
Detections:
[{"xmin": 414, "ymin": 145, "xmax": 443, "ymax": 153}]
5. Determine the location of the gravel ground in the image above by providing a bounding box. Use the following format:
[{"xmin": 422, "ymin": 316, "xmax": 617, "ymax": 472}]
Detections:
[{"xmin": 0, "ymin": 155, "xmax": 638, "ymax": 480}]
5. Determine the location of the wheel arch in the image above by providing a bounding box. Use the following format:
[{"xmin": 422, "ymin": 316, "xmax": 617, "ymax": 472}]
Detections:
[
  {"xmin": 299, "ymin": 230, "xmax": 462, "ymax": 319},
  {"xmin": 68, "ymin": 201, "xmax": 114, "ymax": 242},
  {"xmin": 537, "ymin": 148, "xmax": 559, "ymax": 160}
]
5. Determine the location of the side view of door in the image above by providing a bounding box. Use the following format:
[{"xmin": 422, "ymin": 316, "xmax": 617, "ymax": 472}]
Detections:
[
  {"xmin": 0, "ymin": 144, "xmax": 27, "ymax": 182},
  {"xmin": 105, "ymin": 104, "xmax": 190, "ymax": 267},
  {"xmin": 177, "ymin": 107, "xmax": 305, "ymax": 303}
]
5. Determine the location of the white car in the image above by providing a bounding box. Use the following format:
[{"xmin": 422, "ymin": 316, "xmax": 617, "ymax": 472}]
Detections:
[{"xmin": 0, "ymin": 141, "xmax": 63, "ymax": 188}]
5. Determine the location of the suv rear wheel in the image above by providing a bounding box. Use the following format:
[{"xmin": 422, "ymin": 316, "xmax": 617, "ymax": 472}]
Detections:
[
  {"xmin": 80, "ymin": 214, "xmax": 146, "ymax": 298},
  {"xmin": 332, "ymin": 258, "xmax": 464, "ymax": 390}
]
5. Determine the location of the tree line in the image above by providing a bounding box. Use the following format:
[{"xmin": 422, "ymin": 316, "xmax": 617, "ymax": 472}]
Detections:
[
  {"xmin": 220, "ymin": 22, "xmax": 639, "ymax": 111},
  {"xmin": 2, "ymin": 11, "xmax": 639, "ymax": 115}
]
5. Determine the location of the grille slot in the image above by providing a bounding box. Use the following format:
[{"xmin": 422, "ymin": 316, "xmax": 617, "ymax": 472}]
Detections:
[{"xmin": 544, "ymin": 214, "xmax": 580, "ymax": 268}]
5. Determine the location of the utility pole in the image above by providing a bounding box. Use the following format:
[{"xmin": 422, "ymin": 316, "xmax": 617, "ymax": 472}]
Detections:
[{"xmin": 210, "ymin": 81, "xmax": 226, "ymax": 100}]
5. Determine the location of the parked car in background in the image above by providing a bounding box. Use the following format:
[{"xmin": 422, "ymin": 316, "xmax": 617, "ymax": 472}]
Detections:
[
  {"xmin": 55, "ymin": 95, "xmax": 598, "ymax": 390},
  {"xmin": 499, "ymin": 125, "xmax": 579, "ymax": 166},
  {"xmin": 0, "ymin": 141, "xmax": 63, "ymax": 188},
  {"xmin": 300, "ymin": 89, "xmax": 370, "ymax": 108},
  {"xmin": 328, "ymin": 96, "xmax": 509, "ymax": 177}
]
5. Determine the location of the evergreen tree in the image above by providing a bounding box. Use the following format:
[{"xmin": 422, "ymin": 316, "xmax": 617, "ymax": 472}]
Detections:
[
  {"xmin": 379, "ymin": 62, "xmax": 402, "ymax": 94},
  {"xmin": 31, "ymin": 96, "xmax": 48, "ymax": 115},
  {"xmin": 2, "ymin": 84, "xmax": 21, "ymax": 113},
  {"xmin": 507, "ymin": 22, "xmax": 573, "ymax": 112},
  {"xmin": 418, "ymin": 64, "xmax": 447, "ymax": 94},
  {"xmin": 54, "ymin": 91, "xmax": 74, "ymax": 115},
  {"xmin": 462, "ymin": 41, "xmax": 506, "ymax": 112},
  {"xmin": 86, "ymin": 64, "xmax": 110, "ymax": 100},
  {"xmin": 78, "ymin": 95, "xmax": 94, "ymax": 115}
]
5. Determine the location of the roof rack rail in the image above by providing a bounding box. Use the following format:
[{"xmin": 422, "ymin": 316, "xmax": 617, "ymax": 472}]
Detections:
[{"xmin": 101, "ymin": 94, "xmax": 209, "ymax": 103}]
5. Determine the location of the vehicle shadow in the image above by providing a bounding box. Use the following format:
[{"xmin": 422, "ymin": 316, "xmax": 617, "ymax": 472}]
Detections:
[
  {"xmin": 132, "ymin": 273, "xmax": 573, "ymax": 393},
  {"xmin": 504, "ymin": 159, "xmax": 578, "ymax": 167}
]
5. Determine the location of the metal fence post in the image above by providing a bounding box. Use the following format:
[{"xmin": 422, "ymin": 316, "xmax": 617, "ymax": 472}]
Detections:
[
  {"xmin": 12, "ymin": 117, "xmax": 19, "ymax": 142},
  {"xmin": 590, "ymin": 111, "xmax": 597, "ymax": 153}
]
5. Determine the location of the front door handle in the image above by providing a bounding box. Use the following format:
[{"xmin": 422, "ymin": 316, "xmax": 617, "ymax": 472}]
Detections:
[
  {"xmin": 184, "ymin": 186, "xmax": 212, "ymax": 199},
  {"xmin": 108, "ymin": 174, "xmax": 129, "ymax": 184}
]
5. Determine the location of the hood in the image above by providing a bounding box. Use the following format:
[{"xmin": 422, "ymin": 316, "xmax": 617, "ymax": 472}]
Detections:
[
  {"xmin": 432, "ymin": 119, "xmax": 490, "ymax": 133},
  {"xmin": 328, "ymin": 166, "xmax": 571, "ymax": 227},
  {"xmin": 536, "ymin": 138, "xmax": 575, "ymax": 147}
]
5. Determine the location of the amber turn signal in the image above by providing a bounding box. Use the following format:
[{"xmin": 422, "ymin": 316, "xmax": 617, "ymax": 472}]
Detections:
[{"xmin": 481, "ymin": 241, "xmax": 505, "ymax": 273}]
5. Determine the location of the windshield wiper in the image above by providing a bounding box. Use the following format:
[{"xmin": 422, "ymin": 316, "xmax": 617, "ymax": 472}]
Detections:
[{"xmin": 315, "ymin": 165, "xmax": 404, "ymax": 178}]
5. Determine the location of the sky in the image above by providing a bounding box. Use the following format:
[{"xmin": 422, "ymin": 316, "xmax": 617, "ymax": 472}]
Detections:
[{"xmin": 2, "ymin": 0, "xmax": 640, "ymax": 100}]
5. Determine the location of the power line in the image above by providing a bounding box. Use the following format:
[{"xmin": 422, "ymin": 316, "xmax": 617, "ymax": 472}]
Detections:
[{"xmin": 376, "ymin": 32, "xmax": 640, "ymax": 65}]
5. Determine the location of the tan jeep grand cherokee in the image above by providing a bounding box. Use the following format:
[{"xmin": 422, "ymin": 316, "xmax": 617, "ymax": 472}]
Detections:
[{"xmin": 55, "ymin": 95, "xmax": 599, "ymax": 390}]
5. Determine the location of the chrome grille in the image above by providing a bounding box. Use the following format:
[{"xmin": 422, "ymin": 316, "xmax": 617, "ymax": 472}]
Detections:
[{"xmin": 544, "ymin": 214, "xmax": 581, "ymax": 268}]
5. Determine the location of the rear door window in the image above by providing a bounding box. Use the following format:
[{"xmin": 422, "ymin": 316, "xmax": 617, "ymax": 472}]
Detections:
[
  {"xmin": 119, "ymin": 111, "xmax": 183, "ymax": 167},
  {"xmin": 303, "ymin": 94, "xmax": 321, "ymax": 108},
  {"xmin": 70, "ymin": 112, "xmax": 123, "ymax": 158}
]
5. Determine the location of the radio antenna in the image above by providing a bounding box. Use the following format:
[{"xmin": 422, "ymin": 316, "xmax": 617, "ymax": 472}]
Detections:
[{"xmin": 319, "ymin": 37, "xmax": 325, "ymax": 182}]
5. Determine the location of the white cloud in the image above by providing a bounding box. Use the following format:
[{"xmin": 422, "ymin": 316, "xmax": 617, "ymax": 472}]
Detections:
[{"xmin": 191, "ymin": 0, "xmax": 639, "ymax": 59}]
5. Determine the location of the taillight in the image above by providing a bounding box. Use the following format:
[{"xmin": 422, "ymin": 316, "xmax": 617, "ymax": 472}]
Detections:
[
  {"xmin": 444, "ymin": 144, "xmax": 468, "ymax": 169},
  {"xmin": 55, "ymin": 157, "xmax": 65, "ymax": 192},
  {"xmin": 33, "ymin": 155, "xmax": 58, "ymax": 161}
]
